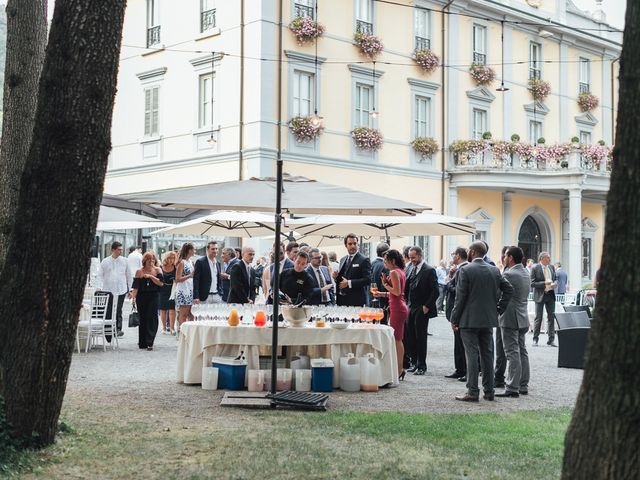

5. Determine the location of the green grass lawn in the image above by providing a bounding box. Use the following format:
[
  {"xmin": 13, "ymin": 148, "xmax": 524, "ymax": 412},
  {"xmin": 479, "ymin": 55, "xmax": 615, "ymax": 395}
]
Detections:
[{"xmin": 5, "ymin": 406, "xmax": 571, "ymax": 479}]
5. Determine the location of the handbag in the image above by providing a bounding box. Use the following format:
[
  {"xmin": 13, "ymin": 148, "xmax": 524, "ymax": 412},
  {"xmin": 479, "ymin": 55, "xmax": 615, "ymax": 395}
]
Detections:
[
  {"xmin": 169, "ymin": 281, "xmax": 177, "ymax": 301},
  {"xmin": 128, "ymin": 306, "xmax": 140, "ymax": 328}
]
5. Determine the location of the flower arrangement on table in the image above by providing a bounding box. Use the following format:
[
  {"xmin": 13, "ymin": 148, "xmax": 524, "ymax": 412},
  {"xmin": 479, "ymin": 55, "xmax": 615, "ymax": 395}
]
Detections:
[
  {"xmin": 351, "ymin": 127, "xmax": 383, "ymax": 151},
  {"xmin": 527, "ymin": 78, "xmax": 551, "ymax": 101},
  {"xmin": 288, "ymin": 116, "xmax": 324, "ymax": 143},
  {"xmin": 469, "ymin": 64, "xmax": 496, "ymax": 86},
  {"xmin": 289, "ymin": 16, "xmax": 325, "ymax": 45},
  {"xmin": 412, "ymin": 49, "xmax": 440, "ymax": 74},
  {"xmin": 577, "ymin": 92, "xmax": 599, "ymax": 112},
  {"xmin": 411, "ymin": 137, "xmax": 439, "ymax": 158},
  {"xmin": 354, "ymin": 32, "xmax": 384, "ymax": 58}
]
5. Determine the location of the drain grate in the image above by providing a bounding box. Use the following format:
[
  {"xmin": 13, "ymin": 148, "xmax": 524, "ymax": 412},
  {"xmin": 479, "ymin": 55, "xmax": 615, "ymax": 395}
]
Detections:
[{"xmin": 268, "ymin": 391, "xmax": 329, "ymax": 411}]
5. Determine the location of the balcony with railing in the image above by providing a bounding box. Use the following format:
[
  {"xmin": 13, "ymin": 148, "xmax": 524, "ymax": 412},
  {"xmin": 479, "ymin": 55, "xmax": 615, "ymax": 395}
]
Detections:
[
  {"xmin": 147, "ymin": 25, "xmax": 161, "ymax": 47},
  {"xmin": 579, "ymin": 82, "xmax": 590, "ymax": 94},
  {"xmin": 415, "ymin": 36, "xmax": 431, "ymax": 50},
  {"xmin": 356, "ymin": 20, "xmax": 373, "ymax": 35},
  {"xmin": 529, "ymin": 68, "xmax": 541, "ymax": 80},
  {"xmin": 449, "ymin": 143, "xmax": 612, "ymax": 175},
  {"xmin": 201, "ymin": 8, "xmax": 216, "ymax": 32},
  {"xmin": 473, "ymin": 52, "xmax": 486, "ymax": 65},
  {"xmin": 294, "ymin": 3, "xmax": 314, "ymax": 18}
]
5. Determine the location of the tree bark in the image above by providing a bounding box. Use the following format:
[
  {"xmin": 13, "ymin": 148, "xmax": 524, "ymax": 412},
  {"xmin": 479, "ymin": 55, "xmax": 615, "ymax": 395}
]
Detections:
[
  {"xmin": 0, "ymin": 0, "xmax": 47, "ymax": 290},
  {"xmin": 562, "ymin": 4, "xmax": 640, "ymax": 479},
  {"xmin": 0, "ymin": 0, "xmax": 126, "ymax": 446}
]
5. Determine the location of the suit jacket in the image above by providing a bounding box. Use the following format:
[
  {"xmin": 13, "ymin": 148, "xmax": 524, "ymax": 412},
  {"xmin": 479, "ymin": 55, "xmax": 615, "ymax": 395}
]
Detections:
[
  {"xmin": 370, "ymin": 257, "xmax": 389, "ymax": 308},
  {"xmin": 306, "ymin": 265, "xmax": 335, "ymax": 305},
  {"xmin": 336, "ymin": 252, "xmax": 371, "ymax": 307},
  {"xmin": 531, "ymin": 263, "xmax": 556, "ymax": 303},
  {"xmin": 227, "ymin": 261, "xmax": 256, "ymax": 304},
  {"xmin": 221, "ymin": 258, "xmax": 240, "ymax": 302},
  {"xmin": 499, "ymin": 264, "xmax": 530, "ymax": 329},
  {"xmin": 450, "ymin": 258, "xmax": 514, "ymax": 329},
  {"xmin": 404, "ymin": 262, "xmax": 439, "ymax": 318},
  {"xmin": 555, "ymin": 268, "xmax": 568, "ymax": 294},
  {"xmin": 193, "ymin": 256, "xmax": 222, "ymax": 302},
  {"xmin": 445, "ymin": 261, "xmax": 468, "ymax": 320}
]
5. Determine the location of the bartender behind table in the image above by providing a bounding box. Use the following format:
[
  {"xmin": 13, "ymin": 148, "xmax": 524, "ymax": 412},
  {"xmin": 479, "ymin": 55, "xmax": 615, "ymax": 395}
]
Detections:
[{"xmin": 275, "ymin": 251, "xmax": 315, "ymax": 306}]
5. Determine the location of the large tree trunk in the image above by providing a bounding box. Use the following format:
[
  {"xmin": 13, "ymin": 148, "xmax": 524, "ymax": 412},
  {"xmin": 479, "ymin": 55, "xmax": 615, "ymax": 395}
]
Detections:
[
  {"xmin": 0, "ymin": 0, "xmax": 126, "ymax": 446},
  {"xmin": 561, "ymin": 4, "xmax": 639, "ymax": 479}
]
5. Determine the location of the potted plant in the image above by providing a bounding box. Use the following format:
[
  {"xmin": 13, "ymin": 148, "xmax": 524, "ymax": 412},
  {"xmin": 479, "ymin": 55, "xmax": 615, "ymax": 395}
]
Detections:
[
  {"xmin": 537, "ymin": 137, "xmax": 546, "ymax": 145},
  {"xmin": 571, "ymin": 136, "xmax": 580, "ymax": 144},
  {"xmin": 289, "ymin": 16, "xmax": 325, "ymax": 45},
  {"xmin": 577, "ymin": 92, "xmax": 599, "ymax": 112},
  {"xmin": 510, "ymin": 133, "xmax": 520, "ymax": 142},
  {"xmin": 354, "ymin": 32, "xmax": 384, "ymax": 59},
  {"xmin": 411, "ymin": 136, "xmax": 439, "ymax": 158},
  {"xmin": 482, "ymin": 131, "xmax": 492, "ymax": 140},
  {"xmin": 288, "ymin": 116, "xmax": 323, "ymax": 143},
  {"xmin": 412, "ymin": 49, "xmax": 439, "ymax": 74},
  {"xmin": 351, "ymin": 127, "xmax": 383, "ymax": 151},
  {"xmin": 527, "ymin": 78, "xmax": 551, "ymax": 101},
  {"xmin": 469, "ymin": 63, "xmax": 495, "ymax": 86}
]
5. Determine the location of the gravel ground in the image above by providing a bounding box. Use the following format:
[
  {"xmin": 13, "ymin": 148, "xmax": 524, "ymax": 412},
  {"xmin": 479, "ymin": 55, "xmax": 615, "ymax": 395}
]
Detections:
[{"xmin": 65, "ymin": 304, "xmax": 583, "ymax": 416}]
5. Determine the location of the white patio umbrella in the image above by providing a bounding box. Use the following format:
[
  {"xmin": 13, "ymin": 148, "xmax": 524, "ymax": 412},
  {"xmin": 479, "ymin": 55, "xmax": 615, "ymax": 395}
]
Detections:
[
  {"xmin": 97, "ymin": 206, "xmax": 171, "ymax": 231},
  {"xmin": 288, "ymin": 211, "xmax": 476, "ymax": 238},
  {"xmin": 150, "ymin": 211, "xmax": 281, "ymax": 237},
  {"xmin": 126, "ymin": 174, "xmax": 429, "ymax": 215}
]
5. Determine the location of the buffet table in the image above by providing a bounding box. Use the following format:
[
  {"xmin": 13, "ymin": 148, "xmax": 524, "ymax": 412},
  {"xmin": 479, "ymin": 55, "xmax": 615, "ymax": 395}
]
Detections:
[{"xmin": 177, "ymin": 321, "xmax": 398, "ymax": 387}]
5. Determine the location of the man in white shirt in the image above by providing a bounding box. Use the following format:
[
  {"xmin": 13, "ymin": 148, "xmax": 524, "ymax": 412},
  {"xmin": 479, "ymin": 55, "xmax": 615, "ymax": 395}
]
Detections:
[
  {"xmin": 306, "ymin": 248, "xmax": 335, "ymax": 305},
  {"xmin": 193, "ymin": 241, "xmax": 222, "ymax": 304},
  {"xmin": 97, "ymin": 241, "xmax": 131, "ymax": 336},
  {"xmin": 127, "ymin": 246, "xmax": 143, "ymax": 287}
]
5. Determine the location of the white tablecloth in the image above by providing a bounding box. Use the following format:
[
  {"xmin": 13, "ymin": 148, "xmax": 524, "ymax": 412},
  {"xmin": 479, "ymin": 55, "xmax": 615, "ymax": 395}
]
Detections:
[{"xmin": 177, "ymin": 321, "xmax": 398, "ymax": 387}]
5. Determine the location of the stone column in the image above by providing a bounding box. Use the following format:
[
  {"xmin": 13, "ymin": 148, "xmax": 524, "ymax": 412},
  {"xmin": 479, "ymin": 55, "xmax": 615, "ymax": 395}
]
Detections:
[
  {"xmin": 561, "ymin": 198, "xmax": 570, "ymax": 271},
  {"xmin": 447, "ymin": 185, "xmax": 460, "ymax": 254},
  {"xmin": 568, "ymin": 188, "xmax": 582, "ymax": 292},
  {"xmin": 502, "ymin": 191, "xmax": 513, "ymax": 247}
]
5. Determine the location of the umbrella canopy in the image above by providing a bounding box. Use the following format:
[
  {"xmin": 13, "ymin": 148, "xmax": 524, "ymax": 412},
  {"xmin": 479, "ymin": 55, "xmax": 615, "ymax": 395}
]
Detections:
[
  {"xmin": 288, "ymin": 212, "xmax": 476, "ymax": 238},
  {"xmin": 97, "ymin": 206, "xmax": 170, "ymax": 231},
  {"xmin": 150, "ymin": 211, "xmax": 280, "ymax": 237},
  {"xmin": 126, "ymin": 175, "xmax": 429, "ymax": 216}
]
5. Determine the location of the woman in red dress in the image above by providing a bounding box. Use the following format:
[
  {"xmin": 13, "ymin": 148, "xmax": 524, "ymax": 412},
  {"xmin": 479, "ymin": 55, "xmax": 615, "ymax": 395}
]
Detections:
[{"xmin": 376, "ymin": 249, "xmax": 408, "ymax": 381}]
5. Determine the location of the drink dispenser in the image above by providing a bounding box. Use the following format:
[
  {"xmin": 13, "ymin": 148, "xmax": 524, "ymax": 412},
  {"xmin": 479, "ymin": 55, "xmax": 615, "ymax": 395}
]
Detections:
[
  {"xmin": 339, "ymin": 353, "xmax": 361, "ymax": 392},
  {"xmin": 360, "ymin": 353, "xmax": 381, "ymax": 392}
]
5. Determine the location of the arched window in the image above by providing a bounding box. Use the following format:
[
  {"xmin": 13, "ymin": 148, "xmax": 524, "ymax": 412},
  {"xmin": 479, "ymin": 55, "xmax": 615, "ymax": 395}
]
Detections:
[{"xmin": 518, "ymin": 215, "xmax": 542, "ymax": 261}]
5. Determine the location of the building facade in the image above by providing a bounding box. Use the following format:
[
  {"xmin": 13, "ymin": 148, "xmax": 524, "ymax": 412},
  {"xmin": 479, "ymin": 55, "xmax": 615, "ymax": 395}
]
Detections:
[{"xmin": 106, "ymin": 0, "xmax": 621, "ymax": 291}]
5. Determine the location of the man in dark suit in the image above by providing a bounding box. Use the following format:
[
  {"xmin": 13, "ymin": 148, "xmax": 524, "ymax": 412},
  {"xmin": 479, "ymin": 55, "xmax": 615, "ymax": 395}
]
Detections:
[
  {"xmin": 279, "ymin": 251, "xmax": 315, "ymax": 305},
  {"xmin": 334, "ymin": 234, "xmax": 371, "ymax": 307},
  {"xmin": 220, "ymin": 247, "xmax": 240, "ymax": 302},
  {"xmin": 496, "ymin": 246, "xmax": 530, "ymax": 398},
  {"xmin": 404, "ymin": 246, "xmax": 439, "ymax": 376},
  {"xmin": 554, "ymin": 262, "xmax": 568, "ymax": 295},
  {"xmin": 451, "ymin": 241, "xmax": 513, "ymax": 402},
  {"xmin": 444, "ymin": 246, "xmax": 468, "ymax": 380},
  {"xmin": 531, "ymin": 251, "xmax": 557, "ymax": 346},
  {"xmin": 227, "ymin": 247, "xmax": 256, "ymax": 304},
  {"xmin": 369, "ymin": 242, "xmax": 389, "ymax": 323},
  {"xmin": 306, "ymin": 248, "xmax": 335, "ymax": 305},
  {"xmin": 193, "ymin": 241, "xmax": 223, "ymax": 304}
]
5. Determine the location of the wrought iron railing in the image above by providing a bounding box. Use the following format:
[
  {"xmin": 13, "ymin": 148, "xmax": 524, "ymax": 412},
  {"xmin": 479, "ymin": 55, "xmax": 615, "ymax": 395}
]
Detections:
[
  {"xmin": 529, "ymin": 68, "xmax": 541, "ymax": 80},
  {"xmin": 473, "ymin": 52, "xmax": 486, "ymax": 65},
  {"xmin": 294, "ymin": 3, "xmax": 314, "ymax": 18},
  {"xmin": 201, "ymin": 8, "xmax": 216, "ymax": 32},
  {"xmin": 147, "ymin": 25, "xmax": 161, "ymax": 47},
  {"xmin": 415, "ymin": 36, "xmax": 431, "ymax": 50},
  {"xmin": 356, "ymin": 20, "xmax": 373, "ymax": 35},
  {"xmin": 579, "ymin": 82, "xmax": 590, "ymax": 94}
]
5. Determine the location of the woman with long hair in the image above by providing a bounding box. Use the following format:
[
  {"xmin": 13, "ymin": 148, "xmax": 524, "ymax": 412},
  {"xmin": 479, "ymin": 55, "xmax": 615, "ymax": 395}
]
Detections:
[
  {"xmin": 175, "ymin": 242, "xmax": 195, "ymax": 326},
  {"xmin": 131, "ymin": 252, "xmax": 164, "ymax": 350},
  {"xmin": 159, "ymin": 251, "xmax": 177, "ymax": 334},
  {"xmin": 374, "ymin": 249, "xmax": 408, "ymax": 381}
]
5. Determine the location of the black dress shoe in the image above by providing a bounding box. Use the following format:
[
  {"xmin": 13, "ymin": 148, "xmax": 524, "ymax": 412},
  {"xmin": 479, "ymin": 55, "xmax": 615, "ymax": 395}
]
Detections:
[
  {"xmin": 457, "ymin": 376, "xmax": 467, "ymax": 382},
  {"xmin": 483, "ymin": 392, "xmax": 495, "ymax": 401},
  {"xmin": 494, "ymin": 382, "xmax": 506, "ymax": 389},
  {"xmin": 445, "ymin": 372, "xmax": 464, "ymax": 379},
  {"xmin": 547, "ymin": 341, "xmax": 557, "ymax": 347},
  {"xmin": 495, "ymin": 391, "xmax": 519, "ymax": 398},
  {"xmin": 414, "ymin": 368, "xmax": 426, "ymax": 376},
  {"xmin": 519, "ymin": 390, "xmax": 529, "ymax": 395},
  {"xmin": 455, "ymin": 394, "xmax": 479, "ymax": 402},
  {"xmin": 407, "ymin": 366, "xmax": 418, "ymax": 373}
]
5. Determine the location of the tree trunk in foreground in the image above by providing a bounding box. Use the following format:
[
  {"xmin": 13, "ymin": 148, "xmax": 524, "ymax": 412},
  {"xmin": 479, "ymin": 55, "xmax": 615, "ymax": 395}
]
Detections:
[
  {"xmin": 0, "ymin": 0, "xmax": 126, "ymax": 446},
  {"xmin": 562, "ymin": 4, "xmax": 640, "ymax": 479},
  {"xmin": 0, "ymin": 0, "xmax": 47, "ymax": 294}
]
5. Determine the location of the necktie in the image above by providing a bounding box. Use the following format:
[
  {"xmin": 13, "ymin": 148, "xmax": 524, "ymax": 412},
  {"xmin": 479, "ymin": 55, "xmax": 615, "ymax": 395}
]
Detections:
[{"xmin": 344, "ymin": 255, "xmax": 353, "ymax": 273}]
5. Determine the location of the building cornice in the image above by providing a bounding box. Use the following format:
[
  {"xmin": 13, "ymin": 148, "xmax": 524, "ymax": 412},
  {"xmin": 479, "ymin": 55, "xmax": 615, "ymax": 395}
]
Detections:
[
  {"xmin": 136, "ymin": 67, "xmax": 167, "ymax": 83},
  {"xmin": 407, "ymin": 78, "xmax": 441, "ymax": 91},
  {"xmin": 284, "ymin": 50, "xmax": 327, "ymax": 65},
  {"xmin": 348, "ymin": 64, "xmax": 385, "ymax": 78}
]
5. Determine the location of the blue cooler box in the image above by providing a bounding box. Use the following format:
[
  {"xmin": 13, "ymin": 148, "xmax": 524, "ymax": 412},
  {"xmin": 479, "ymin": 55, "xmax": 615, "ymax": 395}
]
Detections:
[
  {"xmin": 212, "ymin": 357, "xmax": 247, "ymax": 390},
  {"xmin": 311, "ymin": 358, "xmax": 334, "ymax": 392}
]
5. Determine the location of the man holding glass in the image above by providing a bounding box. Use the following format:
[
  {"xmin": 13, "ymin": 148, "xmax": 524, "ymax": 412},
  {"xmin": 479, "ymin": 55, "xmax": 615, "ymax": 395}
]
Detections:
[
  {"xmin": 307, "ymin": 248, "xmax": 335, "ymax": 305},
  {"xmin": 334, "ymin": 234, "xmax": 371, "ymax": 307}
]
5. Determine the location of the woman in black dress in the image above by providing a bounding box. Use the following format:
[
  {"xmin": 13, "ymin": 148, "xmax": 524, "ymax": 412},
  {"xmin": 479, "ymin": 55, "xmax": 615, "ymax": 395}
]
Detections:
[
  {"xmin": 131, "ymin": 252, "xmax": 164, "ymax": 350},
  {"xmin": 159, "ymin": 251, "xmax": 177, "ymax": 334}
]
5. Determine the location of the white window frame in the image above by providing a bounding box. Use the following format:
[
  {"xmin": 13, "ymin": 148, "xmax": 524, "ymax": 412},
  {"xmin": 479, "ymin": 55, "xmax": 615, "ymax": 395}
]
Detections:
[
  {"xmin": 292, "ymin": 70, "xmax": 314, "ymax": 117},
  {"xmin": 144, "ymin": 85, "xmax": 160, "ymax": 137},
  {"xmin": 529, "ymin": 42, "xmax": 542, "ymax": 80},
  {"xmin": 354, "ymin": 83, "xmax": 373, "ymax": 128},
  {"xmin": 293, "ymin": 0, "xmax": 315, "ymax": 19},
  {"xmin": 579, "ymin": 130, "xmax": 591, "ymax": 144},
  {"xmin": 198, "ymin": 73, "xmax": 215, "ymax": 129},
  {"xmin": 200, "ymin": 0, "xmax": 216, "ymax": 33},
  {"xmin": 472, "ymin": 108, "xmax": 487, "ymax": 140},
  {"xmin": 529, "ymin": 120, "xmax": 543, "ymax": 144},
  {"xmin": 472, "ymin": 24, "xmax": 487, "ymax": 65},
  {"xmin": 147, "ymin": 0, "xmax": 160, "ymax": 28},
  {"xmin": 579, "ymin": 57, "xmax": 591, "ymax": 93},
  {"xmin": 414, "ymin": 95, "xmax": 430, "ymax": 138},
  {"xmin": 355, "ymin": 0, "xmax": 373, "ymax": 23},
  {"xmin": 414, "ymin": 8, "xmax": 430, "ymax": 50}
]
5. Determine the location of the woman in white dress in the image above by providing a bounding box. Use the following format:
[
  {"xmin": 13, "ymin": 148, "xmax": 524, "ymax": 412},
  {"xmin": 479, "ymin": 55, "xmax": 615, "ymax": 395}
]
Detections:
[{"xmin": 175, "ymin": 242, "xmax": 195, "ymax": 325}]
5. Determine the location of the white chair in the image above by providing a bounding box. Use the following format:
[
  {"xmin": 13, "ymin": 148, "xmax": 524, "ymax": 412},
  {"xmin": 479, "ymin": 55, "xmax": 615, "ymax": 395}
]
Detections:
[
  {"xmin": 556, "ymin": 294, "xmax": 565, "ymax": 304},
  {"xmin": 79, "ymin": 292, "xmax": 115, "ymax": 352}
]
